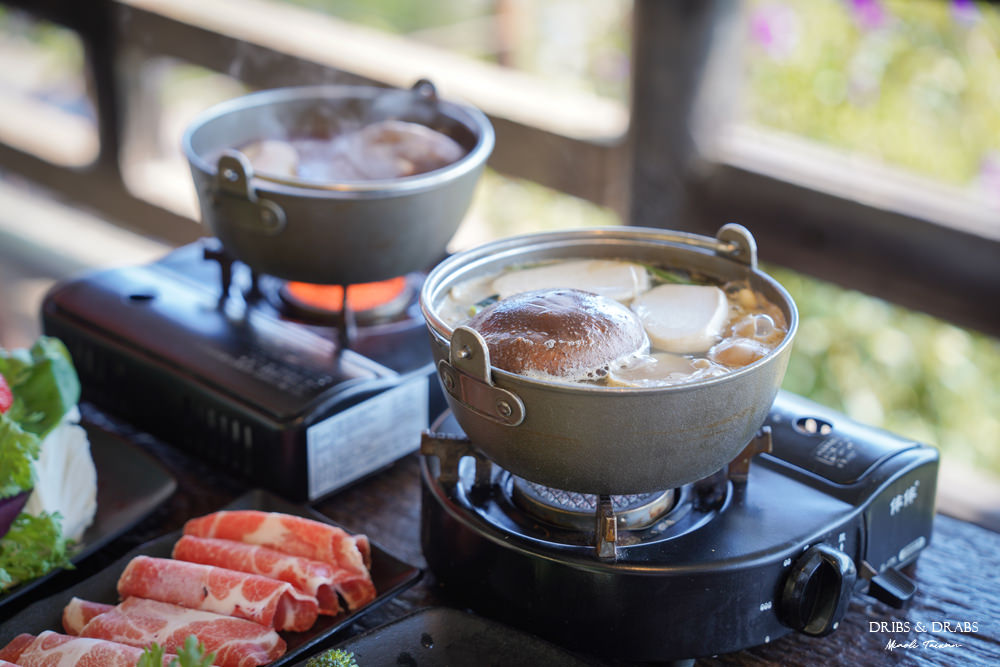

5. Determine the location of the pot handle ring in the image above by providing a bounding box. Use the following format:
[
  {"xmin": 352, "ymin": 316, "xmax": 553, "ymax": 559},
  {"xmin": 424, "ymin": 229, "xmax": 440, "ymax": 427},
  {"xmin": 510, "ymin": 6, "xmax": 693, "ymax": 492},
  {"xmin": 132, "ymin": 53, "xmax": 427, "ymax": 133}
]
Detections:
[
  {"xmin": 212, "ymin": 150, "xmax": 287, "ymax": 236},
  {"xmin": 644, "ymin": 224, "xmax": 757, "ymax": 269},
  {"xmin": 715, "ymin": 223, "xmax": 757, "ymax": 270},
  {"xmin": 437, "ymin": 326, "xmax": 525, "ymax": 427}
]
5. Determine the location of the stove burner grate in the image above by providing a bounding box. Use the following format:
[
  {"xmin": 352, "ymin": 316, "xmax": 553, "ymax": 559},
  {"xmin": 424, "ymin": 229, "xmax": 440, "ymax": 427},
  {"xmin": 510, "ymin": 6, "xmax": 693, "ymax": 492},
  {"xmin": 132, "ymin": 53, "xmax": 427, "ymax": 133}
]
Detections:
[{"xmin": 511, "ymin": 477, "xmax": 675, "ymax": 532}]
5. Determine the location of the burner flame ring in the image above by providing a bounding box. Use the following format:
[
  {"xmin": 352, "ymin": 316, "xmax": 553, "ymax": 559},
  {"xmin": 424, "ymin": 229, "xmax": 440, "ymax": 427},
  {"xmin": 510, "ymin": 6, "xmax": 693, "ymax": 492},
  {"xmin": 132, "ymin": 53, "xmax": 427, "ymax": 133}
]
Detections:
[{"xmin": 510, "ymin": 476, "xmax": 675, "ymax": 533}]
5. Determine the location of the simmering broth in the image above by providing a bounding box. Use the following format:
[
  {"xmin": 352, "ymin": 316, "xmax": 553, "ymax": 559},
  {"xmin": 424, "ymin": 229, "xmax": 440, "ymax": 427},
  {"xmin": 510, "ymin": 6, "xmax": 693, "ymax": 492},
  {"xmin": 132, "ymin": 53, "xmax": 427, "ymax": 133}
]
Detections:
[{"xmin": 440, "ymin": 258, "xmax": 788, "ymax": 387}]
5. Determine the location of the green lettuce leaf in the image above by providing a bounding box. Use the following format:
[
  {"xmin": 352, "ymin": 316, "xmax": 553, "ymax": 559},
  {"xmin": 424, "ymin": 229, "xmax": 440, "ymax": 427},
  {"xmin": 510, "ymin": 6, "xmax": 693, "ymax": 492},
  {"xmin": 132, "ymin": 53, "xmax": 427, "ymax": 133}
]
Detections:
[
  {"xmin": 0, "ymin": 413, "xmax": 40, "ymax": 498},
  {"xmin": 0, "ymin": 510, "xmax": 72, "ymax": 592},
  {"xmin": 0, "ymin": 336, "xmax": 81, "ymax": 439}
]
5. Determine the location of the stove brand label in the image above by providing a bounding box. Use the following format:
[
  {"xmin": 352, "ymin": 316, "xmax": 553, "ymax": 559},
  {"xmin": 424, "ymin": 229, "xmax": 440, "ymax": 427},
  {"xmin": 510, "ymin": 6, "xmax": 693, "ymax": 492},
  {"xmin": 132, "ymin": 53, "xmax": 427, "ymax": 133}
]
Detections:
[
  {"xmin": 889, "ymin": 480, "xmax": 920, "ymax": 516},
  {"xmin": 305, "ymin": 377, "xmax": 428, "ymax": 500}
]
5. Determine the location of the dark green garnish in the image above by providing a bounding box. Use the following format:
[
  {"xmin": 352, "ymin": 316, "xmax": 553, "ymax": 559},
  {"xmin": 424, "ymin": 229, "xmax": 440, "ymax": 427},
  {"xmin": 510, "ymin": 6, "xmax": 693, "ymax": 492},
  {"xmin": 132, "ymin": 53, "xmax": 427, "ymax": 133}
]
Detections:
[
  {"xmin": 305, "ymin": 648, "xmax": 360, "ymax": 666},
  {"xmin": 468, "ymin": 294, "xmax": 500, "ymax": 316},
  {"xmin": 643, "ymin": 264, "xmax": 693, "ymax": 285},
  {"xmin": 137, "ymin": 636, "xmax": 216, "ymax": 667}
]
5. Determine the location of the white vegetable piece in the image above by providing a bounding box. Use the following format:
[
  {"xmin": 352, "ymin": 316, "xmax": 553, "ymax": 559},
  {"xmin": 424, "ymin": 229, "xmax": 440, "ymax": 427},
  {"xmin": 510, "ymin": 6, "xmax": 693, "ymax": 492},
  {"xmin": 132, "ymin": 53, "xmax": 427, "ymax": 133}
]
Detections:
[
  {"xmin": 23, "ymin": 407, "xmax": 98, "ymax": 543},
  {"xmin": 491, "ymin": 260, "xmax": 650, "ymax": 302},
  {"xmin": 632, "ymin": 284, "xmax": 728, "ymax": 354},
  {"xmin": 608, "ymin": 353, "xmax": 730, "ymax": 387},
  {"xmin": 241, "ymin": 139, "xmax": 299, "ymax": 177},
  {"xmin": 709, "ymin": 337, "xmax": 771, "ymax": 367}
]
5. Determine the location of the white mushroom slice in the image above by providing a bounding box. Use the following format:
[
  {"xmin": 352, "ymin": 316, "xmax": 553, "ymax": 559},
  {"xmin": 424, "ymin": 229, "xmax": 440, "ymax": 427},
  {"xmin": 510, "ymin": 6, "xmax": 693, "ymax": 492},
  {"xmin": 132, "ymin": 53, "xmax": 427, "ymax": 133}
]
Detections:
[
  {"xmin": 240, "ymin": 140, "xmax": 299, "ymax": 177},
  {"xmin": 709, "ymin": 337, "xmax": 771, "ymax": 368},
  {"xmin": 608, "ymin": 353, "xmax": 729, "ymax": 387},
  {"xmin": 609, "ymin": 353, "xmax": 691, "ymax": 387},
  {"xmin": 491, "ymin": 260, "xmax": 650, "ymax": 302},
  {"xmin": 632, "ymin": 284, "xmax": 728, "ymax": 354}
]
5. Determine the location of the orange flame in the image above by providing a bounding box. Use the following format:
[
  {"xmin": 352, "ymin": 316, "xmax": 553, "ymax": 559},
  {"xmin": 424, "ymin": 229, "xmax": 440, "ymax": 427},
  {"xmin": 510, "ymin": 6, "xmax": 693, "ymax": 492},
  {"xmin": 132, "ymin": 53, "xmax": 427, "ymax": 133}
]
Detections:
[{"xmin": 284, "ymin": 276, "xmax": 408, "ymax": 313}]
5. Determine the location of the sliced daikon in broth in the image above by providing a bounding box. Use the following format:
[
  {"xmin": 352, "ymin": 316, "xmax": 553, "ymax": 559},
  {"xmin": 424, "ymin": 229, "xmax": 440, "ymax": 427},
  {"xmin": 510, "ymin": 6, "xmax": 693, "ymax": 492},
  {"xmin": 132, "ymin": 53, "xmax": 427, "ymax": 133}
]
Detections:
[
  {"xmin": 632, "ymin": 284, "xmax": 729, "ymax": 354},
  {"xmin": 490, "ymin": 259, "xmax": 650, "ymax": 302}
]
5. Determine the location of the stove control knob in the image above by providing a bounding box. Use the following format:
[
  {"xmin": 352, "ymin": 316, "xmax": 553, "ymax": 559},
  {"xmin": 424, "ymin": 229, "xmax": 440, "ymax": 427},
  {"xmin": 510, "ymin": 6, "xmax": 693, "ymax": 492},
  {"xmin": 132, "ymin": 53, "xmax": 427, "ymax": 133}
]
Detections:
[{"xmin": 780, "ymin": 544, "xmax": 857, "ymax": 636}]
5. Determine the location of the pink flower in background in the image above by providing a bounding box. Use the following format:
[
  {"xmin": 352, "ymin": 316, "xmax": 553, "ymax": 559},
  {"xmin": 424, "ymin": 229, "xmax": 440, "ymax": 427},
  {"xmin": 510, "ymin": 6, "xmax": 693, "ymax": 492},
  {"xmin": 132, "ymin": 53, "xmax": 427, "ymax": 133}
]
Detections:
[
  {"xmin": 750, "ymin": 3, "xmax": 799, "ymax": 59},
  {"xmin": 978, "ymin": 152, "xmax": 1000, "ymax": 208},
  {"xmin": 951, "ymin": 0, "xmax": 980, "ymax": 25},
  {"xmin": 848, "ymin": 0, "xmax": 886, "ymax": 30}
]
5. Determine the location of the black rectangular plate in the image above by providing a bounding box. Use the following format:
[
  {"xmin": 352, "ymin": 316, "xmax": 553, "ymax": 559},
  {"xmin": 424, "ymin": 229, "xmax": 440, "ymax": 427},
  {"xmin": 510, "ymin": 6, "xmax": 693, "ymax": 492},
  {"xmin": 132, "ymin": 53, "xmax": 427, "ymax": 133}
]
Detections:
[
  {"xmin": 293, "ymin": 607, "xmax": 603, "ymax": 666},
  {"xmin": 0, "ymin": 421, "xmax": 176, "ymax": 612},
  {"xmin": 0, "ymin": 489, "xmax": 421, "ymax": 665}
]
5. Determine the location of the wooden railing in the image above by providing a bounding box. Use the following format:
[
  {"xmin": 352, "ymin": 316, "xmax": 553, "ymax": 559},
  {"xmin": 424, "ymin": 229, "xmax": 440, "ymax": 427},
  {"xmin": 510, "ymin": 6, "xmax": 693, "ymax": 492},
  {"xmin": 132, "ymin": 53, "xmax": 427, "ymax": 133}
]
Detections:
[{"xmin": 1, "ymin": 0, "xmax": 998, "ymax": 336}]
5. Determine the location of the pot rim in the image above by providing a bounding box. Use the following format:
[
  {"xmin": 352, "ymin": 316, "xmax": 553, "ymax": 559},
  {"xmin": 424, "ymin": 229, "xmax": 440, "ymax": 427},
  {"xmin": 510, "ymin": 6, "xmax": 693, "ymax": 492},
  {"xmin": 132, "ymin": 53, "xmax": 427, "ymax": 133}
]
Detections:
[
  {"xmin": 181, "ymin": 83, "xmax": 495, "ymax": 196},
  {"xmin": 420, "ymin": 225, "xmax": 799, "ymax": 395}
]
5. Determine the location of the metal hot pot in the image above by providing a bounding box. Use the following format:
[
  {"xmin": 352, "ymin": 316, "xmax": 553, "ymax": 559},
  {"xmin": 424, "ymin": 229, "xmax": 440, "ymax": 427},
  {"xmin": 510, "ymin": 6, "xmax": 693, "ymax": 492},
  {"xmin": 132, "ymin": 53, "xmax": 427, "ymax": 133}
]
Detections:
[
  {"xmin": 182, "ymin": 80, "xmax": 494, "ymax": 285},
  {"xmin": 420, "ymin": 224, "xmax": 799, "ymax": 495}
]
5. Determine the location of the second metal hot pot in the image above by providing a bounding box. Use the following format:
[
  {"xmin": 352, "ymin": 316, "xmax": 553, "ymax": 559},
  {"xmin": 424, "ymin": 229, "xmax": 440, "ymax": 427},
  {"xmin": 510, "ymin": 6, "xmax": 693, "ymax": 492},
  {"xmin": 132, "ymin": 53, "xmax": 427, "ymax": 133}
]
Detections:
[
  {"xmin": 420, "ymin": 225, "xmax": 799, "ymax": 495},
  {"xmin": 182, "ymin": 80, "xmax": 494, "ymax": 285}
]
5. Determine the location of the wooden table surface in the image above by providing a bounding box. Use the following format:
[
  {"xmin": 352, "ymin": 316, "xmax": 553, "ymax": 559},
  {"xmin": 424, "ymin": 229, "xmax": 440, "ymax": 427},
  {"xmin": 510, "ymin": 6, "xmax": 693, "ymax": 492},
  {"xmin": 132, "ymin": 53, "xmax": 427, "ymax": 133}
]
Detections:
[{"xmin": 5, "ymin": 404, "xmax": 999, "ymax": 667}]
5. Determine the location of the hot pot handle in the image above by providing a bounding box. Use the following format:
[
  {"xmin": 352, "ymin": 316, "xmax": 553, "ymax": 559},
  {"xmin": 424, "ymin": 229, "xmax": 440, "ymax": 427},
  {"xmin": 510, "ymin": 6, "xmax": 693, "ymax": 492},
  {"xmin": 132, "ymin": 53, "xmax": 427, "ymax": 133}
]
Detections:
[
  {"xmin": 715, "ymin": 223, "xmax": 757, "ymax": 270},
  {"xmin": 211, "ymin": 150, "xmax": 287, "ymax": 236},
  {"xmin": 640, "ymin": 223, "xmax": 759, "ymax": 270},
  {"xmin": 437, "ymin": 326, "xmax": 525, "ymax": 427}
]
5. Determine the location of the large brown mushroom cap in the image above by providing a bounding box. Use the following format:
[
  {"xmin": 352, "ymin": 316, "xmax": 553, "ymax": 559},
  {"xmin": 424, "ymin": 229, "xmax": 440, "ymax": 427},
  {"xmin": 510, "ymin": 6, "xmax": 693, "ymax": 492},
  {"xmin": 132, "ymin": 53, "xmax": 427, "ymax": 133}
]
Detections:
[{"xmin": 468, "ymin": 288, "xmax": 650, "ymax": 380}]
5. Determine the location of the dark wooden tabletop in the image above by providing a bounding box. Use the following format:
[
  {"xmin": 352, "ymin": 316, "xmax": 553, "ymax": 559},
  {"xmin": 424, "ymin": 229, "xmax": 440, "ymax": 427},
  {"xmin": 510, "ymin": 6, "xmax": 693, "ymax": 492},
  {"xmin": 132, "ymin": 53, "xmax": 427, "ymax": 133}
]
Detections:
[{"xmin": 6, "ymin": 404, "xmax": 999, "ymax": 666}]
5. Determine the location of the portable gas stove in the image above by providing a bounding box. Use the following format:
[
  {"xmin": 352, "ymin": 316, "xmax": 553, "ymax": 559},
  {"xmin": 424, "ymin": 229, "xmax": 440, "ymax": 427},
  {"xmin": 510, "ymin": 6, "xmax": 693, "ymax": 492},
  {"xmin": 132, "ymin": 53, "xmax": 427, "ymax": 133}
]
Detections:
[
  {"xmin": 420, "ymin": 390, "xmax": 939, "ymax": 663},
  {"xmin": 42, "ymin": 238, "xmax": 444, "ymax": 501}
]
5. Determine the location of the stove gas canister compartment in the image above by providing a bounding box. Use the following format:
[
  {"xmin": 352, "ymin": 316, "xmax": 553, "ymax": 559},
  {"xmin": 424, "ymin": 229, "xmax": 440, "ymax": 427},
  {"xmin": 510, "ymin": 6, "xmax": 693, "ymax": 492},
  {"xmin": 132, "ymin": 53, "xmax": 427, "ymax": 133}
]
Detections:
[
  {"xmin": 765, "ymin": 392, "xmax": 925, "ymax": 487},
  {"xmin": 763, "ymin": 393, "xmax": 938, "ymax": 511},
  {"xmin": 764, "ymin": 392, "xmax": 939, "ymax": 609},
  {"xmin": 306, "ymin": 376, "xmax": 428, "ymax": 500}
]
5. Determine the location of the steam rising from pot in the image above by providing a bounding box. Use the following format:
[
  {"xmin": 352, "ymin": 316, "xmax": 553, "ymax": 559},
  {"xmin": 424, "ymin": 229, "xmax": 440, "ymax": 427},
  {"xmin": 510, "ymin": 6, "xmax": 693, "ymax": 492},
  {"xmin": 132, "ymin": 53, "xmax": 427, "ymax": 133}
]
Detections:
[{"xmin": 235, "ymin": 84, "xmax": 468, "ymax": 182}]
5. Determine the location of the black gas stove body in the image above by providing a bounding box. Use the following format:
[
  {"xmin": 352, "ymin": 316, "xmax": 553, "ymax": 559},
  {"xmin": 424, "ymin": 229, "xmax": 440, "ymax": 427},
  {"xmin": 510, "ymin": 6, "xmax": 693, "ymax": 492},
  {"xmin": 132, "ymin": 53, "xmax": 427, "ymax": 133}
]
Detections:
[
  {"xmin": 420, "ymin": 391, "xmax": 939, "ymax": 663},
  {"xmin": 42, "ymin": 240, "xmax": 444, "ymax": 501}
]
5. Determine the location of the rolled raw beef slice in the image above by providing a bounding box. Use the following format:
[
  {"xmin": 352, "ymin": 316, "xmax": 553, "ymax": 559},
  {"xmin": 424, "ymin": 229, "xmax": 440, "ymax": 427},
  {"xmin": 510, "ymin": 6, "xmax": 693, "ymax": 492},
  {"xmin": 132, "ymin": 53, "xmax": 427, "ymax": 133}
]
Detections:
[
  {"xmin": 183, "ymin": 511, "xmax": 367, "ymax": 573},
  {"xmin": 183, "ymin": 510, "xmax": 375, "ymax": 609},
  {"xmin": 79, "ymin": 596, "xmax": 285, "ymax": 667},
  {"xmin": 118, "ymin": 555, "xmax": 318, "ymax": 632},
  {"xmin": 62, "ymin": 597, "xmax": 114, "ymax": 635},
  {"xmin": 8, "ymin": 631, "xmax": 177, "ymax": 666},
  {"xmin": 0, "ymin": 634, "xmax": 35, "ymax": 662},
  {"xmin": 172, "ymin": 535, "xmax": 343, "ymax": 615},
  {"xmin": 354, "ymin": 534, "xmax": 371, "ymax": 568}
]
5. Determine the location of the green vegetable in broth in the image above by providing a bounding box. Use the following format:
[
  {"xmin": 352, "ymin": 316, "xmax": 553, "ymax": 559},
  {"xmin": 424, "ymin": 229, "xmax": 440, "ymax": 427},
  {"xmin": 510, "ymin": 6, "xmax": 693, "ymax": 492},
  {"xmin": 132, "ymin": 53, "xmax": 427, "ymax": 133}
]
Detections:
[{"xmin": 642, "ymin": 263, "xmax": 694, "ymax": 285}]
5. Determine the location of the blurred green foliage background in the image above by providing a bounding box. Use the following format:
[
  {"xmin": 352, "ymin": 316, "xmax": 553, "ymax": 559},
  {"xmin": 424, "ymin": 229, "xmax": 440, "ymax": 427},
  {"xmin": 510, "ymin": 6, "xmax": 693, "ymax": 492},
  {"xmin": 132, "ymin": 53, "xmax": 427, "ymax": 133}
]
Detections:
[
  {"xmin": 747, "ymin": 0, "xmax": 1000, "ymax": 186},
  {"xmin": 741, "ymin": 0, "xmax": 1000, "ymax": 474}
]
